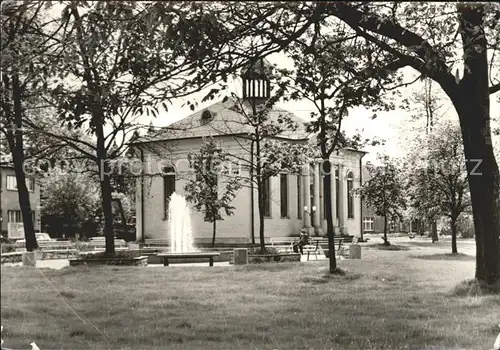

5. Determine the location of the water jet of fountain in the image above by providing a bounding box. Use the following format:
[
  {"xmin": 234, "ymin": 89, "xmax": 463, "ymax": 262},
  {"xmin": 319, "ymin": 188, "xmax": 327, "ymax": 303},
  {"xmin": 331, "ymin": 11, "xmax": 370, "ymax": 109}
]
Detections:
[{"xmin": 167, "ymin": 192, "xmax": 197, "ymax": 253}]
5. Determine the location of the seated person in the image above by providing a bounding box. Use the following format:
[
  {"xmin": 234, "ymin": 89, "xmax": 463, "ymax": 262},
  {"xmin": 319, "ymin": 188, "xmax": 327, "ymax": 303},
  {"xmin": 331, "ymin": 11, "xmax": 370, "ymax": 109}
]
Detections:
[{"xmin": 293, "ymin": 230, "xmax": 310, "ymax": 255}]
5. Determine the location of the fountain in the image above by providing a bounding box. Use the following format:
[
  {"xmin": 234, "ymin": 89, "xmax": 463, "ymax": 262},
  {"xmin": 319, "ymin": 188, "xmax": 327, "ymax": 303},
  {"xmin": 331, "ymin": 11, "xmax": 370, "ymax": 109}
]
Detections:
[
  {"xmin": 157, "ymin": 192, "xmax": 220, "ymax": 266},
  {"xmin": 167, "ymin": 192, "xmax": 197, "ymax": 253}
]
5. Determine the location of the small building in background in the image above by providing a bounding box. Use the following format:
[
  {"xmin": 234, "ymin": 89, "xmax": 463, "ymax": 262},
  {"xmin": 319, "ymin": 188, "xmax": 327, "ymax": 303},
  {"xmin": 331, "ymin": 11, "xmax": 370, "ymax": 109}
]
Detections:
[
  {"xmin": 0, "ymin": 162, "xmax": 41, "ymax": 237},
  {"xmin": 360, "ymin": 165, "xmax": 429, "ymax": 236}
]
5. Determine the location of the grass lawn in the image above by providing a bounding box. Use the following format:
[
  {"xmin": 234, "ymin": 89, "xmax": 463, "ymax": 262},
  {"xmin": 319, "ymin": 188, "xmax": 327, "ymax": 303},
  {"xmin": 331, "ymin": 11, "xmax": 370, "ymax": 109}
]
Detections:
[{"xmin": 1, "ymin": 239, "xmax": 499, "ymax": 350}]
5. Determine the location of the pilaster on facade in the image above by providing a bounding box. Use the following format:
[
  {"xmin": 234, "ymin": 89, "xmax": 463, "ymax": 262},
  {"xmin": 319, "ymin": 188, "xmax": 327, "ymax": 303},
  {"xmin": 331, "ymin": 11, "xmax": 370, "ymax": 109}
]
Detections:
[
  {"xmin": 302, "ymin": 162, "xmax": 311, "ymax": 231},
  {"xmin": 312, "ymin": 161, "xmax": 322, "ymax": 236}
]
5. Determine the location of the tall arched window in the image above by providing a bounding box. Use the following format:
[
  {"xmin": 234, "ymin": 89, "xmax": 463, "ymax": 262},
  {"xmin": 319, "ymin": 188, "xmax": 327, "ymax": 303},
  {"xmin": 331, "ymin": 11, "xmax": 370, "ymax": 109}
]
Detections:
[
  {"xmin": 201, "ymin": 110, "xmax": 213, "ymax": 125},
  {"xmin": 280, "ymin": 174, "xmax": 288, "ymax": 218},
  {"xmin": 347, "ymin": 171, "xmax": 354, "ymax": 219},
  {"xmin": 163, "ymin": 166, "xmax": 176, "ymax": 219},
  {"xmin": 335, "ymin": 168, "xmax": 339, "ymax": 220},
  {"xmin": 262, "ymin": 177, "xmax": 271, "ymax": 217}
]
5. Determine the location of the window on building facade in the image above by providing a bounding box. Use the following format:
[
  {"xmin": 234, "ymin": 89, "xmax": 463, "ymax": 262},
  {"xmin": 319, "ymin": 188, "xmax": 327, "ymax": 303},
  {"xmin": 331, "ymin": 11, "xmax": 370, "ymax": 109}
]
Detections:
[
  {"xmin": 297, "ymin": 175, "xmax": 302, "ymax": 219},
  {"xmin": 8, "ymin": 210, "xmax": 22, "ymax": 222},
  {"xmin": 390, "ymin": 221, "xmax": 396, "ymax": 231},
  {"xmin": 363, "ymin": 217, "xmax": 374, "ymax": 231},
  {"xmin": 280, "ymin": 174, "xmax": 288, "ymax": 218},
  {"xmin": 220, "ymin": 162, "xmax": 230, "ymax": 175},
  {"xmin": 220, "ymin": 160, "xmax": 240, "ymax": 176},
  {"xmin": 232, "ymin": 161, "xmax": 241, "ymax": 175},
  {"xmin": 163, "ymin": 166, "xmax": 176, "ymax": 219},
  {"xmin": 27, "ymin": 178, "xmax": 34, "ymax": 192},
  {"xmin": 347, "ymin": 171, "xmax": 354, "ymax": 218},
  {"xmin": 6, "ymin": 176, "xmax": 16, "ymax": 190},
  {"xmin": 201, "ymin": 110, "xmax": 213, "ymax": 125},
  {"xmin": 262, "ymin": 177, "xmax": 271, "ymax": 217},
  {"xmin": 6, "ymin": 176, "xmax": 34, "ymax": 192}
]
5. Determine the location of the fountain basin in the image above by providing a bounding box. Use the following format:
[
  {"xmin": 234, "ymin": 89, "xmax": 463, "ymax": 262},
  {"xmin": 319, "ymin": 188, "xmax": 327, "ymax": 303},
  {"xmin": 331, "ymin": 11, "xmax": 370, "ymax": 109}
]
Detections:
[
  {"xmin": 123, "ymin": 249, "xmax": 233, "ymax": 264},
  {"xmin": 69, "ymin": 252, "xmax": 148, "ymax": 267},
  {"xmin": 157, "ymin": 252, "xmax": 220, "ymax": 266}
]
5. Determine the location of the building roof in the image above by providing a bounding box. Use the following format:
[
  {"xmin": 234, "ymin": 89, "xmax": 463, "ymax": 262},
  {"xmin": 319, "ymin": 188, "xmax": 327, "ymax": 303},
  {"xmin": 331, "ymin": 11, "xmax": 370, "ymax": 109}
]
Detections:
[{"xmin": 134, "ymin": 97, "xmax": 310, "ymax": 144}]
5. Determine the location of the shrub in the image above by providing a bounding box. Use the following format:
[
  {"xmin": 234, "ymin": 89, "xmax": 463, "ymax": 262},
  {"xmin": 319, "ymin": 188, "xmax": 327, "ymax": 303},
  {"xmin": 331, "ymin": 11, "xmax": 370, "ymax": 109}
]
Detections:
[
  {"xmin": 439, "ymin": 215, "xmax": 474, "ymax": 238},
  {"xmin": 248, "ymin": 247, "xmax": 279, "ymax": 255},
  {"xmin": 78, "ymin": 250, "xmax": 138, "ymax": 260},
  {"xmin": 41, "ymin": 171, "xmax": 100, "ymax": 239},
  {"xmin": 452, "ymin": 279, "xmax": 500, "ymax": 296},
  {"xmin": 456, "ymin": 215, "xmax": 474, "ymax": 238}
]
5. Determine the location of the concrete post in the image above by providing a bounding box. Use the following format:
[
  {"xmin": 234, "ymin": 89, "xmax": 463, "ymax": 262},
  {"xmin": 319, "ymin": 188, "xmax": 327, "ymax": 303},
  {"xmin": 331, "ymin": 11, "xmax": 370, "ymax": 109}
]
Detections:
[
  {"xmin": 234, "ymin": 248, "xmax": 248, "ymax": 265},
  {"xmin": 350, "ymin": 244, "xmax": 361, "ymax": 259},
  {"xmin": 22, "ymin": 251, "xmax": 36, "ymax": 267}
]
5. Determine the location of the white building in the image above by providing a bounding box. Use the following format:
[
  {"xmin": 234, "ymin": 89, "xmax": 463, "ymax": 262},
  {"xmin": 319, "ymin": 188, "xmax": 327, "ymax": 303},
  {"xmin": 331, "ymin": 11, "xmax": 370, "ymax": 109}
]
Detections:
[{"xmin": 132, "ymin": 60, "xmax": 366, "ymax": 245}]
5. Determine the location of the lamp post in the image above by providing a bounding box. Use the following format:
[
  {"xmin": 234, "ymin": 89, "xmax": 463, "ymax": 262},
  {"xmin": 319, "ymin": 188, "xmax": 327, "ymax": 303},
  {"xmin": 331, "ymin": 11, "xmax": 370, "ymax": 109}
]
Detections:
[
  {"xmin": 311, "ymin": 206, "xmax": 317, "ymax": 232},
  {"xmin": 303, "ymin": 206, "xmax": 317, "ymax": 235}
]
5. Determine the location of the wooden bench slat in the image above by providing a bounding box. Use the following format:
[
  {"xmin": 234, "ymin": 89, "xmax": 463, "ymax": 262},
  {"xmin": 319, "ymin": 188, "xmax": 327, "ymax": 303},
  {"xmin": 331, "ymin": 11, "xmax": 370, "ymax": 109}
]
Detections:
[
  {"xmin": 157, "ymin": 252, "xmax": 220, "ymax": 267},
  {"xmin": 39, "ymin": 249, "xmax": 78, "ymax": 259},
  {"xmin": 1, "ymin": 252, "xmax": 23, "ymax": 263},
  {"xmin": 157, "ymin": 253, "xmax": 220, "ymax": 258}
]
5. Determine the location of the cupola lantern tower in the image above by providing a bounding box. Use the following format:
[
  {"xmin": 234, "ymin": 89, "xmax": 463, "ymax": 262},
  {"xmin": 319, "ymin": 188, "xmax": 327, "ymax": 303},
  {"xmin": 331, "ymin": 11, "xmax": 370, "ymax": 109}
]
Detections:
[{"xmin": 242, "ymin": 58, "xmax": 272, "ymax": 106}]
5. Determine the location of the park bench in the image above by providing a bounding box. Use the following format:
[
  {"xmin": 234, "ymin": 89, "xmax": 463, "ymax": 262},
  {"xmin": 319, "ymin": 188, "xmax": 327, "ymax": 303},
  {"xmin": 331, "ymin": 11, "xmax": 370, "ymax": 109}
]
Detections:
[
  {"xmin": 144, "ymin": 239, "xmax": 169, "ymax": 247},
  {"xmin": 3, "ymin": 241, "xmax": 76, "ymax": 262},
  {"xmin": 309, "ymin": 237, "xmax": 345, "ymax": 259},
  {"xmin": 1, "ymin": 243, "xmax": 17, "ymax": 253},
  {"xmin": 1, "ymin": 248, "xmax": 78, "ymax": 263},
  {"xmin": 157, "ymin": 252, "xmax": 220, "ymax": 266},
  {"xmin": 14, "ymin": 240, "xmax": 71, "ymax": 249},
  {"xmin": 38, "ymin": 249, "xmax": 78, "ymax": 260},
  {"xmin": 38, "ymin": 241, "xmax": 74, "ymax": 250},
  {"xmin": 88, "ymin": 239, "xmax": 128, "ymax": 250},
  {"xmin": 269, "ymin": 237, "xmax": 296, "ymax": 252},
  {"xmin": 302, "ymin": 244, "xmax": 321, "ymax": 260},
  {"xmin": 93, "ymin": 247, "xmax": 129, "ymax": 252},
  {"xmin": 268, "ymin": 236, "xmax": 343, "ymax": 259},
  {"xmin": 269, "ymin": 236, "xmax": 345, "ymax": 260},
  {"xmin": 1, "ymin": 252, "xmax": 23, "ymax": 263}
]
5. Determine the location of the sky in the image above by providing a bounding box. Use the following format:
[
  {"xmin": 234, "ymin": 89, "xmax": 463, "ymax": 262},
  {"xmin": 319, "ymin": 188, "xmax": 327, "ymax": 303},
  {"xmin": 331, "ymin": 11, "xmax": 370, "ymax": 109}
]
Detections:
[
  {"xmin": 36, "ymin": 3, "xmax": 498, "ymax": 165},
  {"xmin": 141, "ymin": 52, "xmax": 500, "ymax": 165}
]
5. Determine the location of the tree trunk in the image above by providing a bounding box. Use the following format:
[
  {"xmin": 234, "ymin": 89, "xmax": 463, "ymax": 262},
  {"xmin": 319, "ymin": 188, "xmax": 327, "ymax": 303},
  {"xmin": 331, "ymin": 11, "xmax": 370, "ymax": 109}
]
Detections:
[
  {"xmin": 454, "ymin": 101, "xmax": 500, "ymax": 283},
  {"xmin": 250, "ymin": 140, "xmax": 256, "ymax": 245},
  {"xmin": 72, "ymin": 4, "xmax": 114, "ymax": 254},
  {"xmin": 212, "ymin": 219, "xmax": 216, "ymax": 248},
  {"xmin": 96, "ymin": 123, "xmax": 115, "ymax": 254},
  {"xmin": 450, "ymin": 5, "xmax": 500, "ymax": 285},
  {"xmin": 383, "ymin": 215, "xmax": 389, "ymax": 245},
  {"xmin": 322, "ymin": 159, "xmax": 337, "ymax": 272},
  {"xmin": 432, "ymin": 220, "xmax": 438, "ymax": 243},
  {"xmin": 11, "ymin": 74, "xmax": 37, "ymax": 251},
  {"xmin": 450, "ymin": 218, "xmax": 458, "ymax": 254},
  {"xmin": 257, "ymin": 177, "xmax": 265, "ymax": 251},
  {"xmin": 255, "ymin": 131, "xmax": 265, "ymax": 251},
  {"xmin": 100, "ymin": 172, "xmax": 115, "ymax": 254},
  {"xmin": 11, "ymin": 134, "xmax": 37, "ymax": 252}
]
